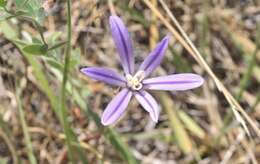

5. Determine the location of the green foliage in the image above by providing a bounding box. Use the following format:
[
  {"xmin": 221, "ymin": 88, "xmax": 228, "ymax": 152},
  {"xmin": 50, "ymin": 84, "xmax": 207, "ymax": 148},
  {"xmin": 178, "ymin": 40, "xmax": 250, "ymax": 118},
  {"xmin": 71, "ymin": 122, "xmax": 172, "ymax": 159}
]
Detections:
[
  {"xmin": 14, "ymin": 0, "xmax": 45, "ymax": 24},
  {"xmin": 44, "ymin": 56, "xmax": 64, "ymax": 70},
  {"xmin": 0, "ymin": 0, "xmax": 6, "ymax": 7},
  {"xmin": 1, "ymin": 20, "xmax": 89, "ymax": 164},
  {"xmin": 69, "ymin": 48, "xmax": 81, "ymax": 70},
  {"xmin": 23, "ymin": 44, "xmax": 48, "ymax": 55}
]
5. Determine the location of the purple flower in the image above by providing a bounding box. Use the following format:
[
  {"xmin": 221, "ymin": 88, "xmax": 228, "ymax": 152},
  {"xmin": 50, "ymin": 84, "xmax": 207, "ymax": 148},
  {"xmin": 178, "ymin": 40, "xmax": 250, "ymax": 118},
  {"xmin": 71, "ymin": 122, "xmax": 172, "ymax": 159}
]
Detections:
[{"xmin": 80, "ymin": 16, "xmax": 204, "ymax": 126}]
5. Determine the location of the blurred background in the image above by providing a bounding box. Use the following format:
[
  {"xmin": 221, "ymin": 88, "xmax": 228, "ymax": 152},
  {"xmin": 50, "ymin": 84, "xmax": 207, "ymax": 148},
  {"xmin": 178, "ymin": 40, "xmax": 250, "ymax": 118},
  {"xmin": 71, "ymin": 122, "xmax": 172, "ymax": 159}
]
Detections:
[{"xmin": 0, "ymin": 0, "xmax": 259, "ymax": 163}]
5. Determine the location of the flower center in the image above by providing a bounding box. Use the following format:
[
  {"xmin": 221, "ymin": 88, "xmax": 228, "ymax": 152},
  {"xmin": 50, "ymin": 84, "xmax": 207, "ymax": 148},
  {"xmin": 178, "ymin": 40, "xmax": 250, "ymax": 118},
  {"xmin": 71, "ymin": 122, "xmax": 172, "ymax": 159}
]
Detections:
[{"xmin": 126, "ymin": 70, "xmax": 145, "ymax": 90}]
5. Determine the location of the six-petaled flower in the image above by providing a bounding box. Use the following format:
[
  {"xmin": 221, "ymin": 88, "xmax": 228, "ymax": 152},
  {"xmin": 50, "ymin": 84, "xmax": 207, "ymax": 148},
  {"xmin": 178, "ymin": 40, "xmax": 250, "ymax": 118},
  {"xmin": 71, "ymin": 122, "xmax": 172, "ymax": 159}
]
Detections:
[{"xmin": 80, "ymin": 15, "xmax": 204, "ymax": 126}]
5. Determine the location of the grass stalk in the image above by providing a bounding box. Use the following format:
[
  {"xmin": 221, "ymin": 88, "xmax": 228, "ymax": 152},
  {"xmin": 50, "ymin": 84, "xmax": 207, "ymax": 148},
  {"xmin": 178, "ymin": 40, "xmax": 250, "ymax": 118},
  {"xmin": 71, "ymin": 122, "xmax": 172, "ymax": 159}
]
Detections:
[{"xmin": 16, "ymin": 89, "xmax": 37, "ymax": 164}]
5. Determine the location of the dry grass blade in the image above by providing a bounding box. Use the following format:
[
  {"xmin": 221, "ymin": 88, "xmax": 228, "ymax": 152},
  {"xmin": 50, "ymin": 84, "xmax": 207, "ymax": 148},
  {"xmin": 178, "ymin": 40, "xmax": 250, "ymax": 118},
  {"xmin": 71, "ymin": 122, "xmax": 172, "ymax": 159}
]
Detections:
[
  {"xmin": 143, "ymin": 0, "xmax": 260, "ymax": 138},
  {"xmin": 149, "ymin": 0, "xmax": 159, "ymax": 49}
]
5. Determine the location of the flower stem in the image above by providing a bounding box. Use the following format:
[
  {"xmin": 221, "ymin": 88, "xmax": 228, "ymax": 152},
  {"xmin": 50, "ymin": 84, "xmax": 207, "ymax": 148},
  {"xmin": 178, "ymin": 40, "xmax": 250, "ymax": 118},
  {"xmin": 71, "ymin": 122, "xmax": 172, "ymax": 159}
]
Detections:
[{"xmin": 60, "ymin": 0, "xmax": 75, "ymax": 162}]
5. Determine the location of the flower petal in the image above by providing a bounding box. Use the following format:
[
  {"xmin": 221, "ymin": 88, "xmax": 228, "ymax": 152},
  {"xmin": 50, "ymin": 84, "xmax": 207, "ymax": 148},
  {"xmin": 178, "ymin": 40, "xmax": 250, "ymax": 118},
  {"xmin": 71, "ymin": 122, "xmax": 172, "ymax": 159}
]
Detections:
[
  {"xmin": 139, "ymin": 35, "xmax": 170, "ymax": 77},
  {"xmin": 80, "ymin": 67, "xmax": 126, "ymax": 87},
  {"xmin": 134, "ymin": 90, "xmax": 159, "ymax": 122},
  {"xmin": 101, "ymin": 89, "xmax": 132, "ymax": 125},
  {"xmin": 143, "ymin": 73, "xmax": 204, "ymax": 91},
  {"xmin": 109, "ymin": 16, "xmax": 134, "ymax": 74}
]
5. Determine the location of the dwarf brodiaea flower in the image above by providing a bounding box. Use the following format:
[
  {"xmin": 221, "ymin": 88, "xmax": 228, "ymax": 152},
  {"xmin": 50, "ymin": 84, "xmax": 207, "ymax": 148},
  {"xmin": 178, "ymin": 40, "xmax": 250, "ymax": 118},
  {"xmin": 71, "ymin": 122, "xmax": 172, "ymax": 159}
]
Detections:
[{"xmin": 80, "ymin": 16, "xmax": 204, "ymax": 126}]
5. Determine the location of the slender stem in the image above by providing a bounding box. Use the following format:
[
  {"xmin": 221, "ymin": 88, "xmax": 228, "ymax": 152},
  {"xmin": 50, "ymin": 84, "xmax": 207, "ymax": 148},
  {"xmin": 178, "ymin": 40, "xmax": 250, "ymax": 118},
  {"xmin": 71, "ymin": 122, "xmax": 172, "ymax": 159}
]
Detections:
[
  {"xmin": 47, "ymin": 41, "xmax": 67, "ymax": 51},
  {"xmin": 33, "ymin": 21, "xmax": 47, "ymax": 46},
  {"xmin": 60, "ymin": 0, "xmax": 75, "ymax": 162},
  {"xmin": 16, "ymin": 89, "xmax": 37, "ymax": 164}
]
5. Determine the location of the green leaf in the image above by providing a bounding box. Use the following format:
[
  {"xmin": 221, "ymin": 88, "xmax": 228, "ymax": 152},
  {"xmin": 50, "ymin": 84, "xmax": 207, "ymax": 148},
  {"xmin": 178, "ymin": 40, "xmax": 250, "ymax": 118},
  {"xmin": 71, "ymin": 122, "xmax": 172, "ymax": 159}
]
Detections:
[
  {"xmin": 178, "ymin": 110, "xmax": 205, "ymax": 139},
  {"xmin": 69, "ymin": 48, "xmax": 81, "ymax": 70},
  {"xmin": 32, "ymin": 37, "xmax": 43, "ymax": 44},
  {"xmin": 0, "ymin": 0, "xmax": 6, "ymax": 7},
  {"xmin": 43, "ymin": 56, "xmax": 64, "ymax": 71},
  {"xmin": 14, "ymin": 0, "xmax": 45, "ymax": 24},
  {"xmin": 23, "ymin": 44, "xmax": 48, "ymax": 55}
]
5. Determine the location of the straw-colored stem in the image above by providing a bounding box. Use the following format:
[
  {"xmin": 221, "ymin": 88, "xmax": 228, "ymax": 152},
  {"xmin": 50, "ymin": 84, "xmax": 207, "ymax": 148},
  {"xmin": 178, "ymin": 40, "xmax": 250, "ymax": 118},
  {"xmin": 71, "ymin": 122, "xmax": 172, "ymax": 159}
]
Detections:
[{"xmin": 143, "ymin": 0, "xmax": 260, "ymax": 138}]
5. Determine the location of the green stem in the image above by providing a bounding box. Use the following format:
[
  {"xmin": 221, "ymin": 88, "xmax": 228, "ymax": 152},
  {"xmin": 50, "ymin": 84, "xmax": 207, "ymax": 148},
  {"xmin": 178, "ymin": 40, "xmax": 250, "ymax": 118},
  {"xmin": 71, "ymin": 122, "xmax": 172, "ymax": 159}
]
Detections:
[
  {"xmin": 16, "ymin": 89, "xmax": 37, "ymax": 164},
  {"xmin": 47, "ymin": 41, "xmax": 67, "ymax": 51},
  {"xmin": 33, "ymin": 21, "xmax": 47, "ymax": 46},
  {"xmin": 60, "ymin": 0, "xmax": 75, "ymax": 162}
]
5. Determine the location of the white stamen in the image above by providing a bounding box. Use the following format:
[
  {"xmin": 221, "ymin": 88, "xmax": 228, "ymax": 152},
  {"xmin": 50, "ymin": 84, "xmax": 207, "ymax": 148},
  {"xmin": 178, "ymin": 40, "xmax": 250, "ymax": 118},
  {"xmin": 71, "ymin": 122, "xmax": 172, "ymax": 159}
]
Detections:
[{"xmin": 126, "ymin": 70, "xmax": 145, "ymax": 90}]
